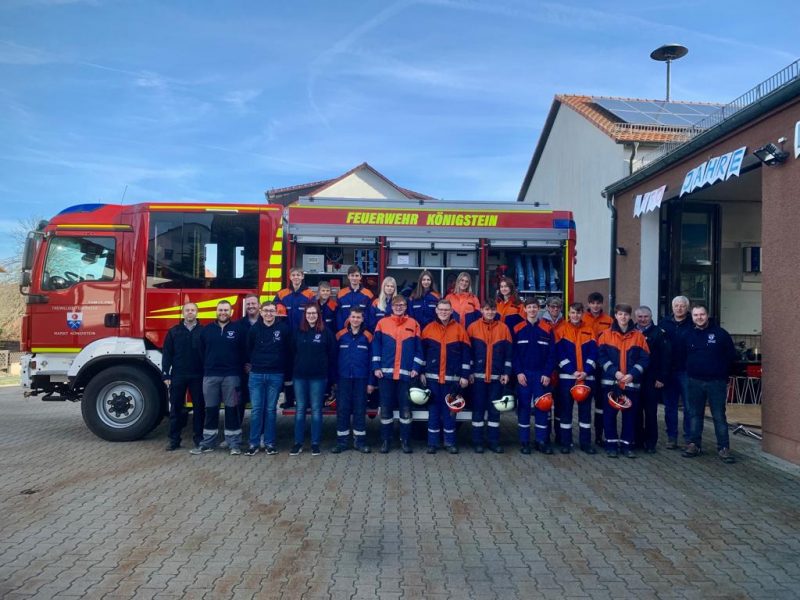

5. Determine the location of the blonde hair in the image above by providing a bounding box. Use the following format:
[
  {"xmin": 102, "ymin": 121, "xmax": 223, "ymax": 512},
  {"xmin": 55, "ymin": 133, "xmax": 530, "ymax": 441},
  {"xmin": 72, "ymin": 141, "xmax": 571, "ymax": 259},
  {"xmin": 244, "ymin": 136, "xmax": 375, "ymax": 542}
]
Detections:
[
  {"xmin": 455, "ymin": 272, "xmax": 473, "ymax": 293},
  {"xmin": 377, "ymin": 276, "xmax": 398, "ymax": 312}
]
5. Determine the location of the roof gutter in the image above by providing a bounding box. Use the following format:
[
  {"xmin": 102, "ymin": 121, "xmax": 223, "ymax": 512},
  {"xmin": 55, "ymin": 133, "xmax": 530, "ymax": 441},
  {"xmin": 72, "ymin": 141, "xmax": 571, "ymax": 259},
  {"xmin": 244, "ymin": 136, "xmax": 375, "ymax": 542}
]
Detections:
[{"xmin": 604, "ymin": 76, "xmax": 800, "ymax": 197}]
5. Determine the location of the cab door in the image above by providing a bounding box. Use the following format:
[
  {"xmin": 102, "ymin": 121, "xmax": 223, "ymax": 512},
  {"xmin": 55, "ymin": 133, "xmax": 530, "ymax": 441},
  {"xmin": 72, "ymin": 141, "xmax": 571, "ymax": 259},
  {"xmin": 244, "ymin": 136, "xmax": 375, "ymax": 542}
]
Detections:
[{"xmin": 29, "ymin": 231, "xmax": 124, "ymax": 352}]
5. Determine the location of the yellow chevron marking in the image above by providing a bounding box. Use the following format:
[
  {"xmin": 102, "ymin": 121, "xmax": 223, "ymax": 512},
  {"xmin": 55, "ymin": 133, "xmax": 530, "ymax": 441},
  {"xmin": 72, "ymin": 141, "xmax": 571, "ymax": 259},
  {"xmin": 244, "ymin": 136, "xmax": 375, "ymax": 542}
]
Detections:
[{"xmin": 147, "ymin": 294, "xmax": 239, "ymax": 316}]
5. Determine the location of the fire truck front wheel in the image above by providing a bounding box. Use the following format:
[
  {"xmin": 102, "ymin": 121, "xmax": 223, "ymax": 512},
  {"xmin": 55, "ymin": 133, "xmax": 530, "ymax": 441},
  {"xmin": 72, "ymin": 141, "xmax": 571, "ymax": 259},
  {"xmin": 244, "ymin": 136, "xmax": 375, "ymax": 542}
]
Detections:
[{"xmin": 81, "ymin": 366, "xmax": 162, "ymax": 442}]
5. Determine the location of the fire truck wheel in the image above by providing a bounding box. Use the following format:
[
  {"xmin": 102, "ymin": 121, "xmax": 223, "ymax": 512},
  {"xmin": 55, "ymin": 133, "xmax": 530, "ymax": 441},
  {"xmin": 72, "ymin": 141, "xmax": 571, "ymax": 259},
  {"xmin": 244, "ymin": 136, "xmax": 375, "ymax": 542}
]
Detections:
[{"xmin": 82, "ymin": 366, "xmax": 162, "ymax": 442}]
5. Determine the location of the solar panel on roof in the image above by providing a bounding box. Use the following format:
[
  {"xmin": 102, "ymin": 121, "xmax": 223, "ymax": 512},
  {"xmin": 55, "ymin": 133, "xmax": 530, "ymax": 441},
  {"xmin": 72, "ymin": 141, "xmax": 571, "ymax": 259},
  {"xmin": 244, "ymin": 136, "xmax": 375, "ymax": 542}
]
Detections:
[{"xmin": 593, "ymin": 97, "xmax": 719, "ymax": 127}]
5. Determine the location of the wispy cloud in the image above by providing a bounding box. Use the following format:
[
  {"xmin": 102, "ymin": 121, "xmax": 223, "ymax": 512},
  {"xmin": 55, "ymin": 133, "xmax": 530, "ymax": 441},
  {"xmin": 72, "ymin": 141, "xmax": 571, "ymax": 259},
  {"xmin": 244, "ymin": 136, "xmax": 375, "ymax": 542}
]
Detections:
[
  {"xmin": 222, "ymin": 89, "xmax": 262, "ymax": 113},
  {"xmin": 0, "ymin": 41, "xmax": 55, "ymax": 65}
]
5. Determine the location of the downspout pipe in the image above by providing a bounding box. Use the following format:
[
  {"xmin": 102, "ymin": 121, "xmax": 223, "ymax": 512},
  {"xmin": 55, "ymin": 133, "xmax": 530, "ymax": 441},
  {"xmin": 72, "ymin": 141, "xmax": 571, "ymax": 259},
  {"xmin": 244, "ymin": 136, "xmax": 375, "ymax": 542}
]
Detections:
[{"xmin": 604, "ymin": 190, "xmax": 616, "ymax": 308}]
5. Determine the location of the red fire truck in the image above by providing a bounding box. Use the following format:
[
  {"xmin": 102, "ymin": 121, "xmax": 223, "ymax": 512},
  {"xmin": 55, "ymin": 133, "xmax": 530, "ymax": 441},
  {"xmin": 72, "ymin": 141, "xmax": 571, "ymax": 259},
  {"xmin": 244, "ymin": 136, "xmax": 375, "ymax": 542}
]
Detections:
[{"xmin": 20, "ymin": 198, "xmax": 575, "ymax": 442}]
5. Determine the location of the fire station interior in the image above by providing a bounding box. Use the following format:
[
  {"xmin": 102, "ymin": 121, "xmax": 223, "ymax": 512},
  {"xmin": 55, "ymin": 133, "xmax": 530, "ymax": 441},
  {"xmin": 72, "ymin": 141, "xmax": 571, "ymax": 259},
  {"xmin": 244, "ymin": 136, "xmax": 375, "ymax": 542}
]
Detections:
[
  {"xmin": 293, "ymin": 236, "xmax": 565, "ymax": 303},
  {"xmin": 658, "ymin": 167, "xmax": 762, "ymax": 401}
]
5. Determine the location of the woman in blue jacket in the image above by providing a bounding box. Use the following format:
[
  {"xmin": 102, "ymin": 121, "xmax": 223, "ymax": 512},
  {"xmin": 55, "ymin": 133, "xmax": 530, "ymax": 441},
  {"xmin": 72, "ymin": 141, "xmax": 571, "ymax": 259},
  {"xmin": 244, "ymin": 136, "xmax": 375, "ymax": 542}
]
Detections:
[
  {"xmin": 409, "ymin": 270, "xmax": 441, "ymax": 329},
  {"xmin": 290, "ymin": 303, "xmax": 336, "ymax": 456}
]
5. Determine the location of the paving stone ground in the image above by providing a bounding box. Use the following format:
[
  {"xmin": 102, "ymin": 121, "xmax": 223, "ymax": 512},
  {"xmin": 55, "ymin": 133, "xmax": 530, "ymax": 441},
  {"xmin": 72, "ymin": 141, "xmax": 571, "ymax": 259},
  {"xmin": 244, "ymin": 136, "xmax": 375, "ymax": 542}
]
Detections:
[{"xmin": 1, "ymin": 386, "xmax": 799, "ymax": 599}]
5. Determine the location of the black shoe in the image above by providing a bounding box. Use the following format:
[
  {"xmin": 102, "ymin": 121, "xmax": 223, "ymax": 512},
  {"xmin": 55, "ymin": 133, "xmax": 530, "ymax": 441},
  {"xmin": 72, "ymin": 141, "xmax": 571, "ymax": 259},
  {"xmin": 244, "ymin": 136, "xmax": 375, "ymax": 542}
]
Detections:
[
  {"xmin": 426, "ymin": 445, "xmax": 437, "ymax": 454},
  {"xmin": 560, "ymin": 445, "xmax": 571, "ymax": 455},
  {"xmin": 606, "ymin": 449, "xmax": 619, "ymax": 458},
  {"xmin": 380, "ymin": 440, "xmax": 391, "ymax": 454},
  {"xmin": 595, "ymin": 437, "xmax": 604, "ymax": 447},
  {"xmin": 446, "ymin": 445, "xmax": 459, "ymax": 454},
  {"xmin": 682, "ymin": 443, "xmax": 700, "ymax": 458},
  {"xmin": 265, "ymin": 445, "xmax": 278, "ymax": 455},
  {"xmin": 624, "ymin": 449, "xmax": 637, "ymax": 459},
  {"xmin": 535, "ymin": 442, "xmax": 553, "ymax": 455},
  {"xmin": 488, "ymin": 444, "xmax": 504, "ymax": 454},
  {"xmin": 520, "ymin": 444, "xmax": 531, "ymax": 455},
  {"xmin": 331, "ymin": 444, "xmax": 347, "ymax": 454},
  {"xmin": 311, "ymin": 445, "xmax": 321, "ymax": 456},
  {"xmin": 473, "ymin": 444, "xmax": 485, "ymax": 454},
  {"xmin": 718, "ymin": 448, "xmax": 735, "ymax": 464},
  {"xmin": 165, "ymin": 443, "xmax": 180, "ymax": 452},
  {"xmin": 355, "ymin": 444, "xmax": 371, "ymax": 454},
  {"xmin": 402, "ymin": 441, "xmax": 413, "ymax": 454},
  {"xmin": 665, "ymin": 438, "xmax": 678, "ymax": 450},
  {"xmin": 289, "ymin": 444, "xmax": 303, "ymax": 456},
  {"xmin": 580, "ymin": 444, "xmax": 597, "ymax": 455},
  {"xmin": 243, "ymin": 446, "xmax": 259, "ymax": 456}
]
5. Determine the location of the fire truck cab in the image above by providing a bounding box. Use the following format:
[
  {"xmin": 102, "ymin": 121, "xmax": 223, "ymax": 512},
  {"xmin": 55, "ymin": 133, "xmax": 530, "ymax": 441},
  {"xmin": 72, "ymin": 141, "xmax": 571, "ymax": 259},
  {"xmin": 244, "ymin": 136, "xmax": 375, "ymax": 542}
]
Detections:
[{"xmin": 20, "ymin": 202, "xmax": 284, "ymax": 441}]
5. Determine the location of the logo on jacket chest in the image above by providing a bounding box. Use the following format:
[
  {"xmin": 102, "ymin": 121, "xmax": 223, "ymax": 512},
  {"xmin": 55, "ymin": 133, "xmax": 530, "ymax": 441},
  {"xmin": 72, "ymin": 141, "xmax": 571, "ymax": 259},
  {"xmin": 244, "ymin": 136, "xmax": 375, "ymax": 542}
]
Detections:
[{"xmin": 707, "ymin": 333, "xmax": 716, "ymax": 344}]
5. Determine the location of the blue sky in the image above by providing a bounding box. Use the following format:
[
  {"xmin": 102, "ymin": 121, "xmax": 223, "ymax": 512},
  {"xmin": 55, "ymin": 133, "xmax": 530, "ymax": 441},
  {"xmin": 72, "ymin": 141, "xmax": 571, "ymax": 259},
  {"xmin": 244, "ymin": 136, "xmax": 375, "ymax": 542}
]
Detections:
[{"xmin": 1, "ymin": 0, "xmax": 797, "ymax": 264}]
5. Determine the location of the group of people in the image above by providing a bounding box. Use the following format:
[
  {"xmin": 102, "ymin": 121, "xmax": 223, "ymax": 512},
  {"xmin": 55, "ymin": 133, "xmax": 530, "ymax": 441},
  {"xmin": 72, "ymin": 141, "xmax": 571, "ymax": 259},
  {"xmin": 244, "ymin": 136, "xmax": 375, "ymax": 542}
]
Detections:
[{"xmin": 162, "ymin": 265, "xmax": 737, "ymax": 463}]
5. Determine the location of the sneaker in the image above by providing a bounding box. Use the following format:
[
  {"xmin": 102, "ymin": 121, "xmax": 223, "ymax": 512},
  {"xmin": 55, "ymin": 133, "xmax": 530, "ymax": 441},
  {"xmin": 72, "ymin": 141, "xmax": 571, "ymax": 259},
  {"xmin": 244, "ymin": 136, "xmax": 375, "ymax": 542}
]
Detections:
[
  {"xmin": 331, "ymin": 444, "xmax": 347, "ymax": 454},
  {"xmin": 243, "ymin": 446, "xmax": 259, "ymax": 456},
  {"xmin": 682, "ymin": 443, "xmax": 700, "ymax": 458},
  {"xmin": 520, "ymin": 443, "xmax": 532, "ymax": 455},
  {"xmin": 380, "ymin": 440, "xmax": 391, "ymax": 454},
  {"xmin": 230, "ymin": 447, "xmax": 242, "ymax": 456},
  {"xmin": 473, "ymin": 444, "xmax": 485, "ymax": 454},
  {"xmin": 665, "ymin": 438, "xmax": 678, "ymax": 450},
  {"xmin": 165, "ymin": 443, "xmax": 180, "ymax": 452},
  {"xmin": 426, "ymin": 445, "xmax": 437, "ymax": 454},
  {"xmin": 289, "ymin": 444, "xmax": 303, "ymax": 456},
  {"xmin": 189, "ymin": 446, "xmax": 213, "ymax": 455},
  {"xmin": 718, "ymin": 448, "xmax": 735, "ymax": 464},
  {"xmin": 265, "ymin": 445, "xmax": 278, "ymax": 455},
  {"xmin": 580, "ymin": 444, "xmax": 597, "ymax": 455},
  {"xmin": 219, "ymin": 440, "xmax": 229, "ymax": 449},
  {"xmin": 311, "ymin": 445, "xmax": 321, "ymax": 456},
  {"xmin": 445, "ymin": 445, "xmax": 459, "ymax": 454}
]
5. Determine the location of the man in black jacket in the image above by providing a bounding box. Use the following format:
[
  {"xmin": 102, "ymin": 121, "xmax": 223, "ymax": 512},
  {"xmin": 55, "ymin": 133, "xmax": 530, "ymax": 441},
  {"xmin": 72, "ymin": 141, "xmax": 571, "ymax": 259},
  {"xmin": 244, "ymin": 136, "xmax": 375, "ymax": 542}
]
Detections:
[
  {"xmin": 635, "ymin": 306, "xmax": 670, "ymax": 453},
  {"xmin": 162, "ymin": 302, "xmax": 205, "ymax": 451},
  {"xmin": 244, "ymin": 301, "xmax": 291, "ymax": 455},
  {"xmin": 235, "ymin": 294, "xmax": 261, "ymax": 424},
  {"xmin": 682, "ymin": 303, "xmax": 736, "ymax": 463},
  {"xmin": 191, "ymin": 300, "xmax": 247, "ymax": 455},
  {"xmin": 661, "ymin": 295, "xmax": 692, "ymax": 448}
]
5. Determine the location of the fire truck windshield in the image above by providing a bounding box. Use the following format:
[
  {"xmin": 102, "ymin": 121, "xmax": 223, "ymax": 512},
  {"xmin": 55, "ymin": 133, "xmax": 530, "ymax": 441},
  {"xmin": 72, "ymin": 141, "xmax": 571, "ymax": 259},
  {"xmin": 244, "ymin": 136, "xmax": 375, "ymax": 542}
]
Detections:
[{"xmin": 41, "ymin": 235, "xmax": 116, "ymax": 290}]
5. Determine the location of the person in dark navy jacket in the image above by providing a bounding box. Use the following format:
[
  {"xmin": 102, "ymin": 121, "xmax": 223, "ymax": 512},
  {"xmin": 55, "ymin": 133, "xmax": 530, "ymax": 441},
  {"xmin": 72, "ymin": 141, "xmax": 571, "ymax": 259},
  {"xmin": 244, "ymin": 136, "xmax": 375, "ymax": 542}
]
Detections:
[
  {"xmin": 274, "ymin": 267, "xmax": 315, "ymax": 408},
  {"xmin": 336, "ymin": 265, "xmax": 374, "ymax": 331},
  {"xmin": 368, "ymin": 276, "xmax": 397, "ymax": 332},
  {"xmin": 409, "ymin": 270, "xmax": 441, "ymax": 330},
  {"xmin": 635, "ymin": 306, "xmax": 670, "ymax": 453},
  {"xmin": 333, "ymin": 307, "xmax": 374, "ymax": 454},
  {"xmin": 162, "ymin": 302, "xmax": 205, "ymax": 451}
]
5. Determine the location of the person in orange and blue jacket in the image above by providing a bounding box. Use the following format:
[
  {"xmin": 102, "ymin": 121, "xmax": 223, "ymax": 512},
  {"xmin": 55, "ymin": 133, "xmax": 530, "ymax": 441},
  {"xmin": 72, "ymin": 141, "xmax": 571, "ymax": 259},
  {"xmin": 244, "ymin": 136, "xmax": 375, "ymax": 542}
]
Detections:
[
  {"xmin": 583, "ymin": 291, "xmax": 615, "ymax": 445},
  {"xmin": 336, "ymin": 265, "xmax": 374, "ymax": 331},
  {"xmin": 408, "ymin": 270, "xmax": 441, "ymax": 330},
  {"xmin": 420, "ymin": 298, "xmax": 471, "ymax": 454},
  {"xmin": 467, "ymin": 299, "xmax": 513, "ymax": 453},
  {"xmin": 446, "ymin": 271, "xmax": 481, "ymax": 329},
  {"xmin": 553, "ymin": 302, "xmax": 598, "ymax": 454},
  {"xmin": 333, "ymin": 307, "xmax": 375, "ymax": 454},
  {"xmin": 368, "ymin": 276, "xmax": 397, "ymax": 332},
  {"xmin": 597, "ymin": 303, "xmax": 650, "ymax": 459},
  {"xmin": 512, "ymin": 297, "xmax": 556, "ymax": 455},
  {"xmin": 372, "ymin": 295, "xmax": 423, "ymax": 454},
  {"xmin": 496, "ymin": 276, "xmax": 526, "ymax": 331},
  {"xmin": 315, "ymin": 280, "xmax": 338, "ymax": 334},
  {"xmin": 274, "ymin": 267, "xmax": 315, "ymax": 409}
]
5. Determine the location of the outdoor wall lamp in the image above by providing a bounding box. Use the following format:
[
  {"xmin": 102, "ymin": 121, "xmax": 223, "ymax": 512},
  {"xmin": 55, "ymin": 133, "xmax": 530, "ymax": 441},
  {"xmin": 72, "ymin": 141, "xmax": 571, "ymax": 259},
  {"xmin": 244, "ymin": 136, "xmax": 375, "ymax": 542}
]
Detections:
[
  {"xmin": 615, "ymin": 247, "xmax": 627, "ymax": 256},
  {"xmin": 753, "ymin": 143, "xmax": 788, "ymax": 166}
]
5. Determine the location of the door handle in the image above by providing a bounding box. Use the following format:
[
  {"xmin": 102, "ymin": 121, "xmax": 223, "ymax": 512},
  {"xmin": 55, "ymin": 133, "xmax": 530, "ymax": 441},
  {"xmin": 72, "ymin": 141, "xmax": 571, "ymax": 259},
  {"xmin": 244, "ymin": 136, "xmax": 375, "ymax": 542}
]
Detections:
[{"xmin": 104, "ymin": 313, "xmax": 120, "ymax": 327}]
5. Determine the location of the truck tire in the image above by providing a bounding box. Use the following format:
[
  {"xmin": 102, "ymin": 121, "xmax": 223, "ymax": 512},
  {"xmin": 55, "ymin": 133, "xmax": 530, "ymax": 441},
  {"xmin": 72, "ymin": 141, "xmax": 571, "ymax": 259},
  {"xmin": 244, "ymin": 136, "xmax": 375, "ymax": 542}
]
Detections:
[{"xmin": 81, "ymin": 365, "xmax": 163, "ymax": 442}]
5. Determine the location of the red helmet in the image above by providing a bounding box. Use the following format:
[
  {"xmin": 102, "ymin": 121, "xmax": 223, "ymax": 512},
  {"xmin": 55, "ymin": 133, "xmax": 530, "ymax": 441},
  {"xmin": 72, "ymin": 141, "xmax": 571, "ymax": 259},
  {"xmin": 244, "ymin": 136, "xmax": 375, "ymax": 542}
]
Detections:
[
  {"xmin": 445, "ymin": 391, "xmax": 466, "ymax": 413},
  {"xmin": 607, "ymin": 391, "xmax": 632, "ymax": 411},
  {"xmin": 570, "ymin": 382, "xmax": 591, "ymax": 403},
  {"xmin": 534, "ymin": 392, "xmax": 553, "ymax": 411}
]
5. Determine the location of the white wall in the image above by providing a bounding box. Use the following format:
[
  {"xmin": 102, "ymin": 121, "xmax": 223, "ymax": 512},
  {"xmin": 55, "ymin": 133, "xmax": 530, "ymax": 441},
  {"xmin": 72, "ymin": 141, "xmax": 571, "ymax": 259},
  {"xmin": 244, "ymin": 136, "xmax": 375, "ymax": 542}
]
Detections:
[
  {"xmin": 523, "ymin": 106, "xmax": 630, "ymax": 282},
  {"xmin": 720, "ymin": 201, "xmax": 762, "ymax": 335},
  {"xmin": 639, "ymin": 209, "xmax": 660, "ymax": 312},
  {"xmin": 314, "ymin": 171, "xmax": 408, "ymax": 199}
]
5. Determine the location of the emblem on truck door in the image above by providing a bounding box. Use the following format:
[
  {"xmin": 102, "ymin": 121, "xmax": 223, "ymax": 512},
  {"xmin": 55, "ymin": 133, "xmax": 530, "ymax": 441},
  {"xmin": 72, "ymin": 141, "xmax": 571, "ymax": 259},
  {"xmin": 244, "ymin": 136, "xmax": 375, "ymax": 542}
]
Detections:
[{"xmin": 67, "ymin": 312, "xmax": 83, "ymax": 330}]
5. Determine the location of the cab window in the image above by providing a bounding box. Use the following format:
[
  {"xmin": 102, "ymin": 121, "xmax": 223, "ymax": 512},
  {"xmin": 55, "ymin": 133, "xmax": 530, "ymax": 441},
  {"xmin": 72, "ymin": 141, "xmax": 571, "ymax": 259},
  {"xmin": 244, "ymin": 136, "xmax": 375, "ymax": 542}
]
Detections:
[{"xmin": 41, "ymin": 236, "xmax": 116, "ymax": 290}]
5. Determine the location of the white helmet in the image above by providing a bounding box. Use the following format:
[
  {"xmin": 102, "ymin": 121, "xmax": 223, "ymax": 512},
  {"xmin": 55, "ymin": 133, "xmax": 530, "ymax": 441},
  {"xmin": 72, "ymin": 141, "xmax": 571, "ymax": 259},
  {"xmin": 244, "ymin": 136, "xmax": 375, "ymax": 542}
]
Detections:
[
  {"xmin": 492, "ymin": 393, "xmax": 516, "ymax": 413},
  {"xmin": 409, "ymin": 386, "xmax": 431, "ymax": 406}
]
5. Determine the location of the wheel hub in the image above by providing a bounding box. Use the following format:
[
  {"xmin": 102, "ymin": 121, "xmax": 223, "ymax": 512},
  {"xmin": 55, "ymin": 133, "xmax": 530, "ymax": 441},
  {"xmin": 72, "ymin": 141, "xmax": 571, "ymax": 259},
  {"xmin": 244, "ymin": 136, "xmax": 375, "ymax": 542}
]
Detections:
[{"xmin": 107, "ymin": 391, "xmax": 134, "ymax": 417}]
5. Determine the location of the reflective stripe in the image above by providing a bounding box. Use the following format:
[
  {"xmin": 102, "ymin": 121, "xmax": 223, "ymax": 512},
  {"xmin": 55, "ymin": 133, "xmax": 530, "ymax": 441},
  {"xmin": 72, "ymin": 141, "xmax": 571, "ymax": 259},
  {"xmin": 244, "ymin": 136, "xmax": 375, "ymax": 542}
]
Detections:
[
  {"xmin": 620, "ymin": 440, "xmax": 631, "ymax": 446},
  {"xmin": 444, "ymin": 428, "xmax": 455, "ymax": 434},
  {"xmin": 537, "ymin": 341, "xmax": 549, "ymax": 345},
  {"xmin": 504, "ymin": 361, "xmax": 512, "ymax": 367},
  {"xmin": 357, "ymin": 345, "xmax": 368, "ymax": 350},
  {"xmin": 517, "ymin": 423, "xmax": 531, "ymax": 428},
  {"xmin": 414, "ymin": 357, "xmax": 424, "ymax": 365},
  {"xmin": 224, "ymin": 429, "xmax": 242, "ymax": 436},
  {"xmin": 534, "ymin": 424, "xmax": 548, "ymax": 429},
  {"xmin": 517, "ymin": 339, "xmax": 529, "ymax": 344},
  {"xmin": 560, "ymin": 373, "xmax": 576, "ymax": 379},
  {"xmin": 594, "ymin": 409, "xmax": 603, "ymax": 415},
  {"xmin": 487, "ymin": 421, "xmax": 500, "ymax": 427},
  {"xmin": 381, "ymin": 418, "xmax": 394, "ymax": 425},
  {"xmin": 579, "ymin": 423, "xmax": 592, "ymax": 429},
  {"xmin": 586, "ymin": 359, "xmax": 596, "ymax": 367},
  {"xmin": 203, "ymin": 429, "xmax": 217, "ymax": 435},
  {"xmin": 399, "ymin": 418, "xmax": 412, "ymax": 424},
  {"xmin": 601, "ymin": 379, "xmax": 616, "ymax": 386},
  {"xmin": 633, "ymin": 364, "xmax": 644, "ymax": 373},
  {"xmin": 603, "ymin": 361, "xmax": 613, "ymax": 370},
  {"xmin": 354, "ymin": 430, "xmax": 366, "ymax": 436},
  {"xmin": 428, "ymin": 428, "xmax": 441, "ymax": 433},
  {"xmin": 472, "ymin": 421, "xmax": 485, "ymax": 427},
  {"xmin": 336, "ymin": 430, "xmax": 350, "ymax": 436},
  {"xmin": 339, "ymin": 345, "xmax": 349, "ymax": 349},
  {"xmin": 461, "ymin": 363, "xmax": 470, "ymax": 370},
  {"xmin": 382, "ymin": 367, "xmax": 412, "ymax": 376},
  {"xmin": 285, "ymin": 381, "xmax": 293, "ymax": 387},
  {"xmin": 559, "ymin": 359, "xmax": 571, "ymax": 367},
  {"xmin": 606, "ymin": 438, "xmax": 619, "ymax": 443},
  {"xmin": 560, "ymin": 423, "xmax": 572, "ymax": 429}
]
